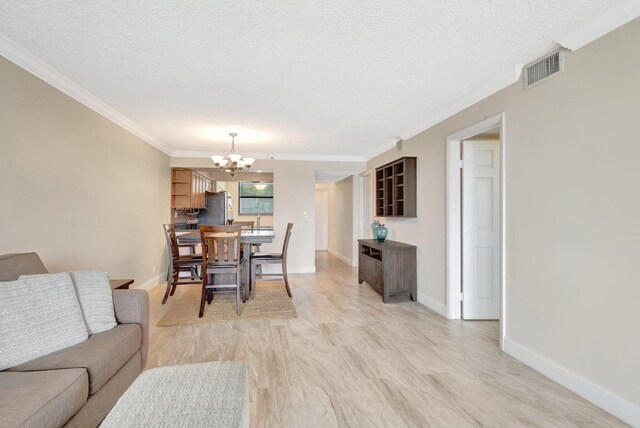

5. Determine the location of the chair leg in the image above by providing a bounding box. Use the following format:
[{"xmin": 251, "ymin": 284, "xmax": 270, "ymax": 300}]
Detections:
[
  {"xmin": 250, "ymin": 261, "xmax": 257, "ymax": 299},
  {"xmin": 236, "ymin": 271, "xmax": 241, "ymax": 316},
  {"xmin": 241, "ymin": 264, "xmax": 246, "ymax": 303},
  {"xmin": 282, "ymin": 260, "xmax": 292, "ymax": 297},
  {"xmin": 169, "ymin": 269, "xmax": 179, "ymax": 296},
  {"xmin": 244, "ymin": 262, "xmax": 250, "ymax": 302},
  {"xmin": 162, "ymin": 278, "xmax": 172, "ymax": 304},
  {"xmin": 162, "ymin": 263, "xmax": 177, "ymax": 304},
  {"xmin": 199, "ymin": 281, "xmax": 207, "ymax": 318}
]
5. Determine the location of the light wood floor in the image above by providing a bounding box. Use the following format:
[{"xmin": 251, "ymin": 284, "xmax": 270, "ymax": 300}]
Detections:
[{"xmin": 147, "ymin": 252, "xmax": 624, "ymax": 427}]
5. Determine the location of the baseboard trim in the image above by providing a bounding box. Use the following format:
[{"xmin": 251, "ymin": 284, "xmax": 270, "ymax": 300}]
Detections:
[
  {"xmin": 259, "ymin": 264, "xmax": 316, "ymax": 275},
  {"xmin": 288, "ymin": 266, "xmax": 316, "ymax": 274},
  {"xmin": 132, "ymin": 274, "xmax": 164, "ymax": 291},
  {"xmin": 503, "ymin": 337, "xmax": 640, "ymax": 427},
  {"xmin": 417, "ymin": 292, "xmax": 447, "ymax": 317},
  {"xmin": 327, "ymin": 249, "xmax": 353, "ymax": 266}
]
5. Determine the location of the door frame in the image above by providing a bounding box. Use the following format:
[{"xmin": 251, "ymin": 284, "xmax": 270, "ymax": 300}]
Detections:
[
  {"xmin": 358, "ymin": 170, "xmax": 373, "ymax": 238},
  {"xmin": 446, "ymin": 112, "xmax": 506, "ymax": 349}
]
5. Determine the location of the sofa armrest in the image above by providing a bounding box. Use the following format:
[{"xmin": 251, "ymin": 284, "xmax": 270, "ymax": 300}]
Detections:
[{"xmin": 113, "ymin": 289, "xmax": 149, "ymax": 369}]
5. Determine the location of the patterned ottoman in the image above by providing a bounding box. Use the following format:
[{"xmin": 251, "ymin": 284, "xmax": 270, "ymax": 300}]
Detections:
[{"xmin": 101, "ymin": 362, "xmax": 248, "ymax": 428}]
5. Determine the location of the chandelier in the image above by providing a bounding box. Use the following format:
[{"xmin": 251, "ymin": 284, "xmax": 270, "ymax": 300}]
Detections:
[{"xmin": 210, "ymin": 133, "xmax": 255, "ymax": 176}]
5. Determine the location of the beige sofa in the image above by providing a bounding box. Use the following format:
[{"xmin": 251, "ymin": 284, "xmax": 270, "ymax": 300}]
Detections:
[{"xmin": 0, "ymin": 253, "xmax": 149, "ymax": 428}]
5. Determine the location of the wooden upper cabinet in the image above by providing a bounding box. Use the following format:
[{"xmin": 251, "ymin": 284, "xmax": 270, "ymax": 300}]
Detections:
[
  {"xmin": 171, "ymin": 168, "xmax": 211, "ymax": 209},
  {"xmin": 375, "ymin": 157, "xmax": 416, "ymax": 217},
  {"xmin": 191, "ymin": 171, "xmax": 200, "ymax": 208}
]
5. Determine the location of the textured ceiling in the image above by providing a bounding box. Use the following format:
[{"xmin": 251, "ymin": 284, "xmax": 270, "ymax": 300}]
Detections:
[{"xmin": 0, "ymin": 1, "xmax": 626, "ymax": 158}]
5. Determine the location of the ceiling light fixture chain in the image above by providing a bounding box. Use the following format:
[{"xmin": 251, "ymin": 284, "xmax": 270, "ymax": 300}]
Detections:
[{"xmin": 211, "ymin": 132, "xmax": 255, "ymax": 176}]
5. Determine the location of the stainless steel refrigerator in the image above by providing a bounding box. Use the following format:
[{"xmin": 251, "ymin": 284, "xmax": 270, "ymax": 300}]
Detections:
[{"xmin": 197, "ymin": 191, "xmax": 230, "ymax": 225}]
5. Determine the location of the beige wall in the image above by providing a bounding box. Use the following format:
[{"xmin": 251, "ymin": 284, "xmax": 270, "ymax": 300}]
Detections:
[
  {"xmin": 368, "ymin": 18, "xmax": 640, "ymax": 418},
  {"xmin": 0, "ymin": 57, "xmax": 170, "ymax": 287},
  {"xmin": 327, "ymin": 176, "xmax": 354, "ymax": 263},
  {"xmin": 172, "ymin": 157, "xmax": 365, "ymax": 272}
]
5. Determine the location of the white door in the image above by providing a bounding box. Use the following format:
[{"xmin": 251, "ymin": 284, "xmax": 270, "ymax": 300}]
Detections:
[
  {"xmin": 361, "ymin": 172, "xmax": 372, "ymax": 238},
  {"xmin": 315, "ymin": 188, "xmax": 329, "ymax": 250},
  {"xmin": 462, "ymin": 140, "xmax": 500, "ymax": 319}
]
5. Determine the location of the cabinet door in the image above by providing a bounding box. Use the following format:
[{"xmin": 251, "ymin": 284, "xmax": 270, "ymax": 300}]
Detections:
[
  {"xmin": 375, "ymin": 262, "xmax": 384, "ymax": 291},
  {"xmin": 191, "ymin": 172, "xmax": 198, "ymax": 208},
  {"xmin": 359, "ymin": 255, "xmax": 382, "ymax": 293}
]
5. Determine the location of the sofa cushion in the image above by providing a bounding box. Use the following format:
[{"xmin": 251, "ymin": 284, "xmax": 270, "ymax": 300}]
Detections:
[
  {"xmin": 0, "ymin": 272, "xmax": 89, "ymax": 371},
  {"xmin": 9, "ymin": 324, "xmax": 141, "ymax": 395},
  {"xmin": 0, "ymin": 252, "xmax": 48, "ymax": 281},
  {"xmin": 69, "ymin": 271, "xmax": 117, "ymax": 334},
  {"xmin": 0, "ymin": 369, "xmax": 88, "ymax": 428}
]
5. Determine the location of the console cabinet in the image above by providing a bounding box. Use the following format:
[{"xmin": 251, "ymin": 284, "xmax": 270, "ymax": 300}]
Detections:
[{"xmin": 358, "ymin": 239, "xmax": 417, "ymax": 303}]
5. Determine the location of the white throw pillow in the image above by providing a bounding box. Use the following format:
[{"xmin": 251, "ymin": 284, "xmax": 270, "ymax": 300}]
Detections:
[
  {"xmin": 0, "ymin": 272, "xmax": 89, "ymax": 370},
  {"xmin": 69, "ymin": 271, "xmax": 117, "ymax": 334}
]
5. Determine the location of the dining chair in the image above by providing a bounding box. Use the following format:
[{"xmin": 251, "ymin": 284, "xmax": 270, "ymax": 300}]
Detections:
[
  {"xmin": 199, "ymin": 225, "xmax": 247, "ymax": 317},
  {"xmin": 232, "ymin": 221, "xmax": 262, "ymax": 268},
  {"xmin": 250, "ymin": 223, "xmax": 293, "ymax": 299},
  {"xmin": 162, "ymin": 224, "xmax": 202, "ymax": 304}
]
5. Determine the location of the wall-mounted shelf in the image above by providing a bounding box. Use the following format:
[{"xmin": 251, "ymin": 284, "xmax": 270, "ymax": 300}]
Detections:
[{"xmin": 374, "ymin": 157, "xmax": 416, "ymax": 217}]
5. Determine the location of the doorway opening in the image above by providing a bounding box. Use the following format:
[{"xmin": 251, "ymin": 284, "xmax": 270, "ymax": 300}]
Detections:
[
  {"xmin": 315, "ymin": 186, "xmax": 329, "ymax": 251},
  {"xmin": 314, "ymin": 170, "xmax": 362, "ymax": 267},
  {"xmin": 446, "ymin": 113, "xmax": 506, "ymax": 349}
]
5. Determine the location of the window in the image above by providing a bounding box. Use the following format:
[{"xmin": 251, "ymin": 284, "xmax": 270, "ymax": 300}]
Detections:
[{"xmin": 239, "ymin": 182, "xmax": 273, "ymax": 215}]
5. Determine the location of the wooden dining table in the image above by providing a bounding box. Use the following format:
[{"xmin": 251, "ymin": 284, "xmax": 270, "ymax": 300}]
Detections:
[
  {"xmin": 175, "ymin": 228, "xmax": 275, "ymax": 298},
  {"xmin": 175, "ymin": 228, "xmax": 275, "ymax": 245}
]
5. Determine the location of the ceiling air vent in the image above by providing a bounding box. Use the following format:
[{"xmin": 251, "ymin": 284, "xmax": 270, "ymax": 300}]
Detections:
[
  {"xmin": 524, "ymin": 49, "xmax": 563, "ymax": 90},
  {"xmin": 395, "ymin": 138, "xmax": 404, "ymax": 152}
]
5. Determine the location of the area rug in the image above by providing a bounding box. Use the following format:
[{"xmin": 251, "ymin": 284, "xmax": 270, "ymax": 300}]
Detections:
[{"xmin": 157, "ymin": 282, "xmax": 297, "ymax": 327}]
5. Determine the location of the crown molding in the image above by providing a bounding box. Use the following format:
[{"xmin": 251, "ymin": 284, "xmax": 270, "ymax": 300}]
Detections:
[
  {"xmin": 5, "ymin": 0, "xmax": 634, "ymax": 164},
  {"xmin": 365, "ymin": 3, "xmax": 640, "ymax": 163},
  {"xmin": 401, "ymin": 64, "xmax": 523, "ymax": 142},
  {"xmin": 270, "ymin": 153, "xmax": 366, "ymax": 162},
  {"xmin": 171, "ymin": 150, "xmax": 264, "ymax": 159},
  {"xmin": 171, "ymin": 150, "xmax": 366, "ymax": 163},
  {"xmin": 366, "ymin": 141, "xmax": 396, "ymax": 162},
  {"xmin": 0, "ymin": 33, "xmax": 172, "ymax": 155},
  {"xmin": 556, "ymin": 0, "xmax": 640, "ymax": 51},
  {"xmin": 365, "ymin": 64, "xmax": 523, "ymax": 162}
]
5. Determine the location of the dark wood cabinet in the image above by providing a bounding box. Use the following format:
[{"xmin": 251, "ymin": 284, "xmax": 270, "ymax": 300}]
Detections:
[
  {"xmin": 375, "ymin": 157, "xmax": 416, "ymax": 217},
  {"xmin": 358, "ymin": 239, "xmax": 417, "ymax": 303}
]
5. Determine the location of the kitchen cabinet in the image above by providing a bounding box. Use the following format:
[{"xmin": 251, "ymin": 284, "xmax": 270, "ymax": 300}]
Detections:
[{"xmin": 171, "ymin": 168, "xmax": 211, "ymax": 209}]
